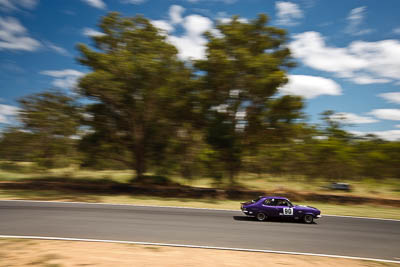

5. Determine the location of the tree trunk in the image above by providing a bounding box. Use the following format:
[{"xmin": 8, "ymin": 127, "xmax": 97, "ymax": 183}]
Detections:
[
  {"xmin": 134, "ymin": 144, "xmax": 146, "ymax": 179},
  {"xmin": 226, "ymin": 157, "xmax": 239, "ymax": 187},
  {"xmin": 132, "ymin": 123, "xmax": 147, "ymax": 181},
  {"xmin": 226, "ymin": 151, "xmax": 241, "ymax": 187},
  {"xmin": 228, "ymin": 168, "xmax": 235, "ymax": 186}
]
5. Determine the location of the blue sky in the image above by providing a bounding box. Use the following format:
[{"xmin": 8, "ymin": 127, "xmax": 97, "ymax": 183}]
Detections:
[{"xmin": 1, "ymin": 0, "xmax": 400, "ymax": 140}]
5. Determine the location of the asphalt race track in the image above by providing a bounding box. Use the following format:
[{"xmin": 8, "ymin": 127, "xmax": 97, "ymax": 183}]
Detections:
[{"xmin": 0, "ymin": 200, "xmax": 399, "ymax": 261}]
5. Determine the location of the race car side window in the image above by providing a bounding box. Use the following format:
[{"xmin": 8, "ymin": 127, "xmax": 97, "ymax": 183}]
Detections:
[
  {"xmin": 264, "ymin": 199, "xmax": 276, "ymax": 206},
  {"xmin": 276, "ymin": 199, "xmax": 289, "ymax": 206}
]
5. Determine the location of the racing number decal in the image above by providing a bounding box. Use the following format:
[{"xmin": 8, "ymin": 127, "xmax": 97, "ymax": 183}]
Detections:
[{"xmin": 283, "ymin": 208, "xmax": 293, "ymax": 215}]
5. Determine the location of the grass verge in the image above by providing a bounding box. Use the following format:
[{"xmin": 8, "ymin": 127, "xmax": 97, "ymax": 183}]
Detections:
[
  {"xmin": 1, "ymin": 166, "xmax": 399, "ymax": 199},
  {"xmin": 0, "ymin": 238, "xmax": 397, "ymax": 267}
]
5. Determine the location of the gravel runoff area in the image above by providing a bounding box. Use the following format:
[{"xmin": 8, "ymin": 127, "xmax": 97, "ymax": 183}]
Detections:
[{"xmin": 1, "ymin": 238, "xmax": 398, "ymax": 267}]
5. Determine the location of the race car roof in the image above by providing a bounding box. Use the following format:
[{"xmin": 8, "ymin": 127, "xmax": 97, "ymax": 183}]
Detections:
[{"xmin": 264, "ymin": 196, "xmax": 288, "ymax": 200}]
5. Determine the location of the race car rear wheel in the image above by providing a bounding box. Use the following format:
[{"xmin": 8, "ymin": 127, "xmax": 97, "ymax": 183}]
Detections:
[
  {"xmin": 303, "ymin": 214, "xmax": 314, "ymax": 224},
  {"xmin": 256, "ymin": 212, "xmax": 267, "ymax": 221}
]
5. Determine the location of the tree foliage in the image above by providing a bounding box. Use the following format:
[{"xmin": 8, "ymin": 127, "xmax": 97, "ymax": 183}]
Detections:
[
  {"xmin": 0, "ymin": 90, "xmax": 81, "ymax": 168},
  {"xmin": 77, "ymin": 12, "xmax": 193, "ymax": 179},
  {"xmin": 195, "ymin": 15, "xmax": 304, "ymax": 183}
]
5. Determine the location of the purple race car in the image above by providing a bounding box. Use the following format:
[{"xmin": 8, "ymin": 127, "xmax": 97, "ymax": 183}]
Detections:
[{"xmin": 241, "ymin": 196, "xmax": 321, "ymax": 224}]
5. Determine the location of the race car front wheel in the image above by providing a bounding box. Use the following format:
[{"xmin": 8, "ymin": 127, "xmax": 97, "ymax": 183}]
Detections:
[
  {"xmin": 256, "ymin": 212, "xmax": 267, "ymax": 221},
  {"xmin": 303, "ymin": 214, "xmax": 314, "ymax": 224}
]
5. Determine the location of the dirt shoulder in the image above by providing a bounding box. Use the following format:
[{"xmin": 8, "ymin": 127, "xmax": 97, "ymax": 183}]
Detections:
[{"xmin": 1, "ymin": 238, "xmax": 397, "ymax": 267}]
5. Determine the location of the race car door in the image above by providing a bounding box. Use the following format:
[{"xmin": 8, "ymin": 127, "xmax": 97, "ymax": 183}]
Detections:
[
  {"xmin": 275, "ymin": 199, "xmax": 294, "ymax": 217},
  {"xmin": 261, "ymin": 198, "xmax": 279, "ymax": 217}
]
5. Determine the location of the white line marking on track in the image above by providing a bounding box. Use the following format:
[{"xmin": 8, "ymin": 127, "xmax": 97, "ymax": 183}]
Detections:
[
  {"xmin": 1, "ymin": 199, "xmax": 399, "ymax": 222},
  {"xmin": 0, "ymin": 199, "xmax": 236, "ymax": 211},
  {"xmin": 0, "ymin": 235, "xmax": 399, "ymax": 264}
]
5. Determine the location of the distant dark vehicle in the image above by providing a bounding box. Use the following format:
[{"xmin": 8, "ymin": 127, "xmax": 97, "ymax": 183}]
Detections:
[
  {"xmin": 325, "ymin": 182, "xmax": 352, "ymax": 192},
  {"xmin": 240, "ymin": 196, "xmax": 321, "ymax": 224}
]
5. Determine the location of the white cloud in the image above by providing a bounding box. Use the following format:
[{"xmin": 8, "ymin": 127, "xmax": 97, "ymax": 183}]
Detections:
[
  {"xmin": 290, "ymin": 32, "xmax": 366, "ymax": 74},
  {"xmin": 290, "ymin": 31, "xmax": 400, "ymax": 84},
  {"xmin": 168, "ymin": 14, "xmax": 213, "ymax": 60},
  {"xmin": 330, "ymin": 112, "xmax": 378, "ymax": 124},
  {"xmin": 279, "ymin": 75, "xmax": 342, "ymax": 99},
  {"xmin": 0, "ymin": 104, "xmax": 19, "ymax": 124},
  {"xmin": 45, "ymin": 42, "xmax": 69, "ymax": 56},
  {"xmin": 40, "ymin": 69, "xmax": 84, "ymax": 77},
  {"xmin": 0, "ymin": 0, "xmax": 38, "ymax": 11},
  {"xmin": 184, "ymin": 0, "xmax": 237, "ymax": 3},
  {"xmin": 52, "ymin": 77, "xmax": 81, "ymax": 89},
  {"xmin": 378, "ymin": 92, "xmax": 400, "ymax": 104},
  {"xmin": 345, "ymin": 6, "xmax": 372, "ymax": 36},
  {"xmin": 218, "ymin": 16, "xmax": 248, "ymax": 24},
  {"xmin": 347, "ymin": 6, "xmax": 365, "ymax": 24},
  {"xmin": 350, "ymin": 75, "xmax": 390, "ymax": 85},
  {"xmin": 353, "ymin": 29, "xmax": 373, "ymax": 36},
  {"xmin": 0, "ymin": 16, "xmax": 41, "ymax": 51},
  {"xmin": 144, "ymin": 5, "xmax": 214, "ymax": 60},
  {"xmin": 121, "ymin": 0, "xmax": 146, "ymax": 4},
  {"xmin": 183, "ymin": 14, "xmax": 213, "ymax": 38},
  {"xmin": 369, "ymin": 109, "xmax": 400, "ymax": 121},
  {"xmin": 351, "ymin": 130, "xmax": 400, "ymax": 141},
  {"xmin": 151, "ymin": 20, "xmax": 173, "ymax": 34},
  {"xmin": 82, "ymin": 27, "xmax": 105, "ymax": 37},
  {"xmin": 275, "ymin": 1, "xmax": 303, "ymax": 26},
  {"xmin": 156, "ymin": 5, "xmax": 249, "ymax": 60},
  {"xmin": 40, "ymin": 69, "xmax": 85, "ymax": 89},
  {"xmin": 81, "ymin": 0, "xmax": 106, "ymax": 9},
  {"xmin": 349, "ymin": 40, "xmax": 400, "ymax": 81},
  {"xmin": 170, "ymin": 5, "xmax": 185, "ymax": 24}
]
